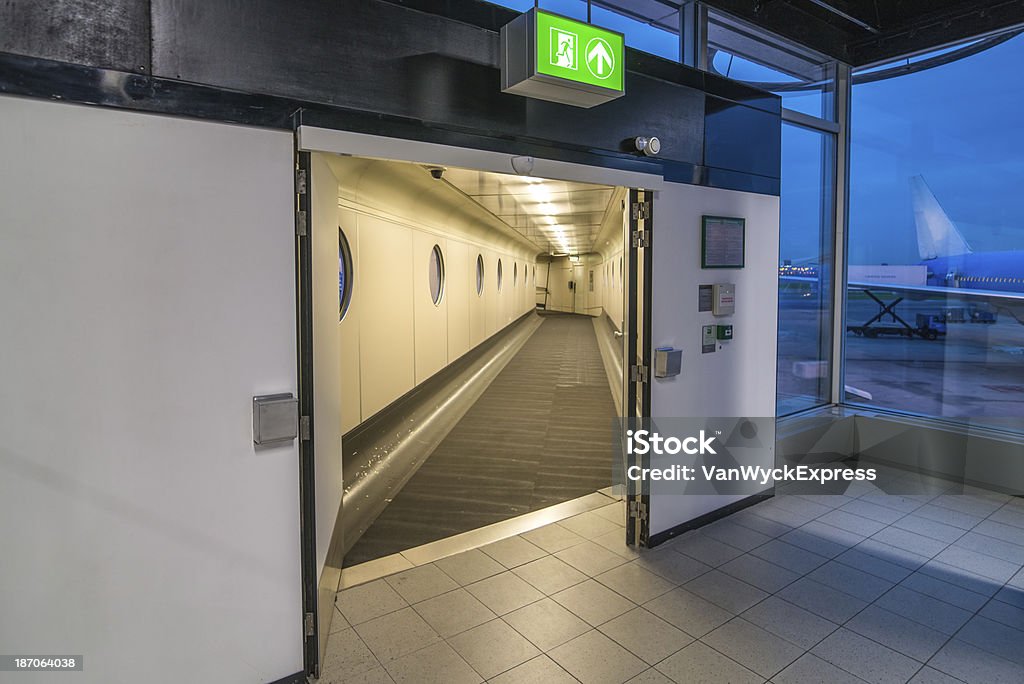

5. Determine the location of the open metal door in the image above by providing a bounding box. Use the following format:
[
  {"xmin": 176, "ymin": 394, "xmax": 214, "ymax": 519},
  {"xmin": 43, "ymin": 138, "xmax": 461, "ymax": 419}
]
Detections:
[{"xmin": 624, "ymin": 188, "xmax": 653, "ymax": 546}]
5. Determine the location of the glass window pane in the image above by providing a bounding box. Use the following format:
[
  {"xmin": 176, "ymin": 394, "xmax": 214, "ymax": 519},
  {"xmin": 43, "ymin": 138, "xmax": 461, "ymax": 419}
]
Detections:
[
  {"xmin": 777, "ymin": 123, "xmax": 835, "ymax": 415},
  {"xmin": 476, "ymin": 254, "xmax": 485, "ymax": 296},
  {"xmin": 429, "ymin": 244, "xmax": 445, "ymax": 305},
  {"xmin": 339, "ymin": 228, "xmax": 354, "ymax": 321},
  {"xmin": 847, "ymin": 30, "xmax": 1024, "ymax": 432}
]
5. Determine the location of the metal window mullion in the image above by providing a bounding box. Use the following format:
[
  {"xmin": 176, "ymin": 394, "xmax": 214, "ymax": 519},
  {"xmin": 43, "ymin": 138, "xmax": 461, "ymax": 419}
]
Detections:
[
  {"xmin": 681, "ymin": 1, "xmax": 708, "ymax": 70},
  {"xmin": 830, "ymin": 62, "xmax": 852, "ymax": 406}
]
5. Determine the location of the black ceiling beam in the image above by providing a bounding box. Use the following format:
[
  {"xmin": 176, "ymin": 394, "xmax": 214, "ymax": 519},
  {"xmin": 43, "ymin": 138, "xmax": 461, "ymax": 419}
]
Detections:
[{"xmin": 849, "ymin": 0, "xmax": 1024, "ymax": 66}]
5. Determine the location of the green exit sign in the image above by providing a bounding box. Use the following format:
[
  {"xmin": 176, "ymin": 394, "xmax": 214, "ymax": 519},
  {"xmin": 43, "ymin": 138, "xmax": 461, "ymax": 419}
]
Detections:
[{"xmin": 501, "ymin": 9, "xmax": 625, "ymax": 108}]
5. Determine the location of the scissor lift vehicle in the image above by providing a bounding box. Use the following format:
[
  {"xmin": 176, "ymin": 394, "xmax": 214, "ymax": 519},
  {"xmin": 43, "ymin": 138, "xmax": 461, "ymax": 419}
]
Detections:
[{"xmin": 846, "ymin": 289, "xmax": 947, "ymax": 341}]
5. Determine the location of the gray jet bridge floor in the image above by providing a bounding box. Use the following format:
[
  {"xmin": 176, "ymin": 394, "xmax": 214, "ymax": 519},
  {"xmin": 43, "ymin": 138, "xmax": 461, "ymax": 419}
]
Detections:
[{"xmin": 346, "ymin": 312, "xmax": 616, "ymax": 566}]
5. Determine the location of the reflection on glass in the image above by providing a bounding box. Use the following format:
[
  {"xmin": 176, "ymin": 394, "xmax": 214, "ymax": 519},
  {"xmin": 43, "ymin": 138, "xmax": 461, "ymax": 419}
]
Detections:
[
  {"xmin": 777, "ymin": 123, "xmax": 834, "ymax": 415},
  {"xmin": 847, "ymin": 31, "xmax": 1024, "ymax": 432}
]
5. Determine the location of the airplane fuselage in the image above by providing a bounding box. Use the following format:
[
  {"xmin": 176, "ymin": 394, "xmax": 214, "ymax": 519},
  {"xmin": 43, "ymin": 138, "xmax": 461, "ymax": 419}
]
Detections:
[{"xmin": 923, "ymin": 252, "xmax": 1024, "ymax": 293}]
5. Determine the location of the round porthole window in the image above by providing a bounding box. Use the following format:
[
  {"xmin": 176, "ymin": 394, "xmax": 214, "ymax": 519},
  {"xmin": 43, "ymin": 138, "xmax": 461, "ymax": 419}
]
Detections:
[
  {"xmin": 620, "ymin": 257, "xmax": 624, "ymax": 287},
  {"xmin": 497, "ymin": 258, "xmax": 503, "ymax": 292},
  {"xmin": 514, "ymin": 262, "xmax": 518, "ymax": 287},
  {"xmin": 476, "ymin": 254, "xmax": 484, "ymax": 296},
  {"xmin": 339, "ymin": 228, "xmax": 353, "ymax": 321},
  {"xmin": 429, "ymin": 244, "xmax": 445, "ymax": 305}
]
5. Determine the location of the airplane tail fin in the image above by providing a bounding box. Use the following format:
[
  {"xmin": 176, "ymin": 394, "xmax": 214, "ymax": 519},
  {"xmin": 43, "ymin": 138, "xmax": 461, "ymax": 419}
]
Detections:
[{"xmin": 910, "ymin": 175, "xmax": 972, "ymax": 260}]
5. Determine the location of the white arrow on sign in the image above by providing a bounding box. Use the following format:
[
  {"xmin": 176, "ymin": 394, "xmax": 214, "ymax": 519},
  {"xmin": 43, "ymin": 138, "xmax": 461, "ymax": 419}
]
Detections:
[{"xmin": 586, "ymin": 38, "xmax": 613, "ymax": 78}]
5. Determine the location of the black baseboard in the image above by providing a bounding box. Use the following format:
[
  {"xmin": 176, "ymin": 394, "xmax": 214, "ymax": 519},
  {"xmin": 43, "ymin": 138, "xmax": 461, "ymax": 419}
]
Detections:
[
  {"xmin": 646, "ymin": 492, "xmax": 773, "ymax": 548},
  {"xmin": 267, "ymin": 671, "xmax": 306, "ymax": 684}
]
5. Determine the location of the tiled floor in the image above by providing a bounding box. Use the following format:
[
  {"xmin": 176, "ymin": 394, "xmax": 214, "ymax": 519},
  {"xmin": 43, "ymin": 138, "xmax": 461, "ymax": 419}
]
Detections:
[{"xmin": 323, "ymin": 482, "xmax": 1024, "ymax": 683}]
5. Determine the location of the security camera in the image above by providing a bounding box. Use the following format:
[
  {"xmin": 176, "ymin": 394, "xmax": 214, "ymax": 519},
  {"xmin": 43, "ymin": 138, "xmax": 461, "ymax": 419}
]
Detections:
[{"xmin": 428, "ymin": 166, "xmax": 446, "ymax": 180}]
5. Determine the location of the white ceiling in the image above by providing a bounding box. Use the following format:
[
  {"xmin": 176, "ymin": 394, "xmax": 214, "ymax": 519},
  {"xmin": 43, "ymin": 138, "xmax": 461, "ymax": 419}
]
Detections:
[{"xmin": 441, "ymin": 166, "xmax": 616, "ymax": 255}]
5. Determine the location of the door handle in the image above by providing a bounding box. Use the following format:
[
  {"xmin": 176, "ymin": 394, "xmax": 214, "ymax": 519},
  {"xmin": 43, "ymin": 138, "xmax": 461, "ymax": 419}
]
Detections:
[{"xmin": 613, "ymin": 331, "xmax": 624, "ymax": 338}]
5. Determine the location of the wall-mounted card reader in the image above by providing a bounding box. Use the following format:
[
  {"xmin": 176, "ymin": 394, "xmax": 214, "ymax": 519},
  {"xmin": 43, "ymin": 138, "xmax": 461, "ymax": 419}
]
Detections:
[
  {"xmin": 701, "ymin": 325, "xmax": 716, "ymax": 354},
  {"xmin": 253, "ymin": 393, "xmax": 299, "ymax": 446},
  {"xmin": 716, "ymin": 325, "xmax": 733, "ymax": 341},
  {"xmin": 712, "ymin": 283, "xmax": 735, "ymax": 316},
  {"xmin": 654, "ymin": 347, "xmax": 682, "ymax": 378}
]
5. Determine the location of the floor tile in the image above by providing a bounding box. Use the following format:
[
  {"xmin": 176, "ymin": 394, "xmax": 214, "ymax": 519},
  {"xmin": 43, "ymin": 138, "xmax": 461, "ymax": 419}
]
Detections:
[
  {"xmin": 684, "ymin": 569, "xmax": 769, "ymax": 614},
  {"xmin": 384, "ymin": 641, "xmax": 481, "ymax": 684},
  {"xmin": 702, "ymin": 618, "xmax": 804, "ymax": 678},
  {"xmin": 817, "ymin": 510, "xmax": 888, "ymax": 537},
  {"xmin": 552, "ymin": 579, "xmax": 636, "ymax": 626},
  {"xmin": 980, "ymin": 598, "xmax": 1024, "ymax": 631},
  {"xmin": 858, "ymin": 493, "xmax": 928, "ymax": 515},
  {"xmin": 465, "ymin": 572, "xmax": 544, "ymax": 616},
  {"xmin": 700, "ymin": 520, "xmax": 773, "ymax": 551},
  {"xmin": 748, "ymin": 539, "xmax": 829, "ymax": 575},
  {"xmin": 954, "ymin": 531, "xmax": 1024, "ymax": 565},
  {"xmin": 990, "ymin": 504, "xmax": 1024, "ymax": 530},
  {"xmin": 907, "ymin": 666, "xmax": 966, "ymax": 684},
  {"xmin": 488, "ymin": 655, "xmax": 578, "ymax": 684},
  {"xmin": 973, "ymin": 519, "xmax": 1024, "ymax": 547},
  {"xmin": 741, "ymin": 596, "xmax": 838, "ymax": 650},
  {"xmin": 913, "ymin": 504, "xmax": 984, "ymax": 531},
  {"xmin": 521, "ymin": 522, "xmax": 588, "ymax": 553},
  {"xmin": 811, "ymin": 628, "xmax": 921, "ymax": 684},
  {"xmin": 448, "ymin": 619, "xmax": 540, "ymax": 679},
  {"xmin": 846, "ymin": 604, "xmax": 948, "ymax": 662},
  {"xmin": 643, "ymin": 587, "xmax": 733, "ymax": 638},
  {"xmin": 720, "ymin": 553, "xmax": 801, "ymax": 593},
  {"xmin": 748, "ymin": 501, "xmax": 818, "ymax": 528},
  {"xmin": 512, "ymin": 555, "xmax": 587, "ymax": 595},
  {"xmin": 892, "ymin": 514, "xmax": 967, "ymax": 544},
  {"xmin": 412, "ymin": 587, "xmax": 496, "ymax": 638},
  {"xmin": 834, "ymin": 547, "xmax": 913, "ymax": 583},
  {"xmin": 931, "ymin": 494, "xmax": 1004, "ymax": 518},
  {"xmin": 671, "ymin": 533, "xmax": 745, "ymax": 566},
  {"xmin": 633, "ymin": 547, "xmax": 712, "ymax": 584},
  {"xmin": 331, "ymin": 605, "xmax": 351, "ymax": 633},
  {"xmin": 928, "ymin": 639, "xmax": 1024, "ymax": 684},
  {"xmin": 771, "ymin": 653, "xmax": 868, "ymax": 684},
  {"xmin": 595, "ymin": 561, "xmax": 675, "ymax": 604},
  {"xmin": 871, "ymin": 526, "xmax": 949, "ymax": 558},
  {"xmin": 807, "ymin": 560, "xmax": 894, "ymax": 601},
  {"xmin": 549, "ymin": 630, "xmax": 648, "ymax": 684},
  {"xmin": 917, "ymin": 559, "xmax": 1003, "ymax": 597},
  {"xmin": 625, "ymin": 669, "xmax": 675, "ymax": 683},
  {"xmin": 955, "ymin": 615, "xmax": 1024, "ymax": 666},
  {"xmin": 780, "ymin": 523, "xmax": 859, "ymax": 559},
  {"xmin": 728, "ymin": 509, "xmax": 795, "ymax": 538},
  {"xmin": 776, "ymin": 577, "xmax": 868, "ymax": 623},
  {"xmin": 898, "ymin": 572, "xmax": 989, "ymax": 612},
  {"xmin": 931, "ymin": 545, "xmax": 1020, "ymax": 583},
  {"xmin": 503, "ymin": 597, "xmax": 590, "ymax": 651},
  {"xmin": 320, "ymin": 628, "xmax": 381, "ymax": 681},
  {"xmin": 770, "ymin": 495, "xmax": 833, "ymax": 519},
  {"xmin": 480, "ymin": 536, "xmax": 547, "ymax": 569},
  {"xmin": 839, "ymin": 499, "xmax": 907, "ymax": 524},
  {"xmin": 874, "ymin": 585, "xmax": 971, "ymax": 635},
  {"xmin": 385, "ymin": 564, "xmax": 459, "ymax": 604},
  {"xmin": 598, "ymin": 607, "xmax": 693, "ymax": 665},
  {"xmin": 593, "ymin": 528, "xmax": 643, "ymax": 560},
  {"xmin": 560, "ymin": 510, "xmax": 622, "ymax": 538},
  {"xmin": 853, "ymin": 538, "xmax": 930, "ymax": 570},
  {"xmin": 655, "ymin": 641, "xmax": 762, "ymax": 684},
  {"xmin": 994, "ymin": 585, "xmax": 1024, "ymax": 610},
  {"xmin": 337, "ymin": 579, "xmax": 409, "ymax": 626},
  {"xmin": 556, "ymin": 540, "xmax": 630, "ymax": 576},
  {"xmin": 434, "ymin": 549, "xmax": 506, "ymax": 586},
  {"xmin": 354, "ymin": 607, "xmax": 441, "ymax": 664}
]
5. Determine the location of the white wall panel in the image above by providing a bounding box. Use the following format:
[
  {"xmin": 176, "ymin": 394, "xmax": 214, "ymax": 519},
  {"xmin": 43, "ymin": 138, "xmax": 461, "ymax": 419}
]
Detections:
[
  {"xmin": 447, "ymin": 240, "xmax": 471, "ymax": 361},
  {"xmin": 0, "ymin": 97, "xmax": 302, "ymax": 683},
  {"xmin": 358, "ymin": 214, "xmax": 415, "ymax": 417},
  {"xmin": 413, "ymin": 233, "xmax": 449, "ymax": 384}
]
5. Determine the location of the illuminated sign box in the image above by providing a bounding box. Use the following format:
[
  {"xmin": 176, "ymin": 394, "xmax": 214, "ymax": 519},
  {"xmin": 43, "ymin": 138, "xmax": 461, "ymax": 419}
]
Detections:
[{"xmin": 501, "ymin": 9, "xmax": 625, "ymax": 108}]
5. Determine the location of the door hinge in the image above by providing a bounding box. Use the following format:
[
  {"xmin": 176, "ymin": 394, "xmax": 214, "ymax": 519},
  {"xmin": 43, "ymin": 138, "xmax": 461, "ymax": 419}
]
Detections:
[
  {"xmin": 631, "ymin": 229, "xmax": 650, "ymax": 248},
  {"xmin": 296, "ymin": 210, "xmax": 308, "ymax": 236},
  {"xmin": 299, "ymin": 415, "xmax": 311, "ymax": 441},
  {"xmin": 630, "ymin": 364, "xmax": 649, "ymax": 383},
  {"xmin": 631, "ymin": 201, "xmax": 651, "ymax": 221},
  {"xmin": 304, "ymin": 611, "xmax": 315, "ymax": 637},
  {"xmin": 295, "ymin": 168, "xmax": 307, "ymax": 195},
  {"xmin": 628, "ymin": 499, "xmax": 648, "ymax": 522}
]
